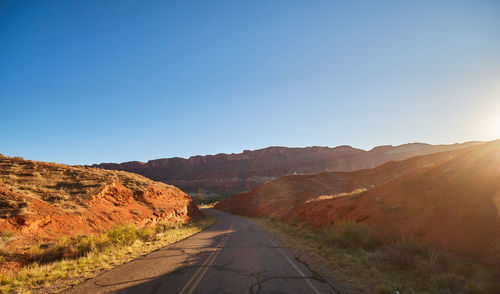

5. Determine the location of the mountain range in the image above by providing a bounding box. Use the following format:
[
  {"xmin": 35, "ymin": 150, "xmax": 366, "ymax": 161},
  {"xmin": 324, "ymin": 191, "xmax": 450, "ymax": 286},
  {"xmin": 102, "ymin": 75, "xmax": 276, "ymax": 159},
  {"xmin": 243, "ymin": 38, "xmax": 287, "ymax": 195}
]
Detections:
[{"xmin": 93, "ymin": 141, "xmax": 482, "ymax": 195}]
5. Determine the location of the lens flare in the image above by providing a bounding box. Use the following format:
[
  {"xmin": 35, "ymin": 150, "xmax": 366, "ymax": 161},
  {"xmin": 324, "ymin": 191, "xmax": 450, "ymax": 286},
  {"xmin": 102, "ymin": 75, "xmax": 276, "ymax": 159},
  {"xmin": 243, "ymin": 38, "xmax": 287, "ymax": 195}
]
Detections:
[{"xmin": 492, "ymin": 117, "xmax": 500, "ymax": 139}]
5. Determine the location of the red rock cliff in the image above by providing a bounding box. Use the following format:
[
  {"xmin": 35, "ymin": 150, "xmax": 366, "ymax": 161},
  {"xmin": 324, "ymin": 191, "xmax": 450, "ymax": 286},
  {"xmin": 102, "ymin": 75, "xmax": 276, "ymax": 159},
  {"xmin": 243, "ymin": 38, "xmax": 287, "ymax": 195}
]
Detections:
[{"xmin": 93, "ymin": 142, "xmax": 482, "ymax": 195}]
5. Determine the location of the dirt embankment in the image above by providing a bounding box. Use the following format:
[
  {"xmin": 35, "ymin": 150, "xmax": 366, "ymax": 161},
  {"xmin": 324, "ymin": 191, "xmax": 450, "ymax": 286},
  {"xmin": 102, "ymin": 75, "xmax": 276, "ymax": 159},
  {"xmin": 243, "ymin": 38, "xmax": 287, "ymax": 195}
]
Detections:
[
  {"xmin": 216, "ymin": 141, "xmax": 500, "ymax": 262},
  {"xmin": 0, "ymin": 155, "xmax": 200, "ymax": 271}
]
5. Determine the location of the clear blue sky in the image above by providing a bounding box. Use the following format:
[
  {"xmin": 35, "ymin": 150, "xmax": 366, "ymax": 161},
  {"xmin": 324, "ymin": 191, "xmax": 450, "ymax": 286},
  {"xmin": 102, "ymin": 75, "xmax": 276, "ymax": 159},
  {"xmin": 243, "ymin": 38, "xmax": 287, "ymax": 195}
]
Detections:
[{"xmin": 1, "ymin": 0, "xmax": 500, "ymax": 165}]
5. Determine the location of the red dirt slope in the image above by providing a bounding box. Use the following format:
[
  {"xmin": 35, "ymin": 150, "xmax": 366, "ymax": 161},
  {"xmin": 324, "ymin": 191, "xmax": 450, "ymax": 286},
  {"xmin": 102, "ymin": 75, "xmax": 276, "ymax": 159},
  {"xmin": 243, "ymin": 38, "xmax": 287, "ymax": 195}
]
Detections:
[
  {"xmin": 0, "ymin": 155, "xmax": 200, "ymax": 270},
  {"xmin": 217, "ymin": 141, "xmax": 500, "ymax": 260}
]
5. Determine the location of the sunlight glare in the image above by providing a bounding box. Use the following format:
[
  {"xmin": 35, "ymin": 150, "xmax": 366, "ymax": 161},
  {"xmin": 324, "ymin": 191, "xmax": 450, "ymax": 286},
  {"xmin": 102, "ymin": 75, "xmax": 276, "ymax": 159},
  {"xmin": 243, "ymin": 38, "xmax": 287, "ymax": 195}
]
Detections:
[{"xmin": 495, "ymin": 117, "xmax": 500, "ymax": 138}]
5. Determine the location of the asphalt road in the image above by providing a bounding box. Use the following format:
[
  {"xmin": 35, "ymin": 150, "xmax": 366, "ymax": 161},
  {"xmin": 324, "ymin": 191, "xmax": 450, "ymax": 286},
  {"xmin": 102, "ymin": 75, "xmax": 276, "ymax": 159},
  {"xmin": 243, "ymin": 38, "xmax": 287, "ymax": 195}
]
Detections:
[{"xmin": 65, "ymin": 209, "xmax": 338, "ymax": 294}]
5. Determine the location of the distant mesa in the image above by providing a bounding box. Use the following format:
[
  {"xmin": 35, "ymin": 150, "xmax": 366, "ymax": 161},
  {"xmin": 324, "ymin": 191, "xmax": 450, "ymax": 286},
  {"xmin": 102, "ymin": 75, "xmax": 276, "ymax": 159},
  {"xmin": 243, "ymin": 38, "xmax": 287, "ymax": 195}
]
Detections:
[{"xmin": 92, "ymin": 141, "xmax": 483, "ymax": 195}]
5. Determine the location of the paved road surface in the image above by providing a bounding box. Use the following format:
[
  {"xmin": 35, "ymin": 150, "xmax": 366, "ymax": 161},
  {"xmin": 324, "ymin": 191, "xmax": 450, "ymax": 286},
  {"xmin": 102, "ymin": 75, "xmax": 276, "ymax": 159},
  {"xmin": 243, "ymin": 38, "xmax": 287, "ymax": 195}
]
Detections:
[{"xmin": 65, "ymin": 209, "xmax": 337, "ymax": 294}]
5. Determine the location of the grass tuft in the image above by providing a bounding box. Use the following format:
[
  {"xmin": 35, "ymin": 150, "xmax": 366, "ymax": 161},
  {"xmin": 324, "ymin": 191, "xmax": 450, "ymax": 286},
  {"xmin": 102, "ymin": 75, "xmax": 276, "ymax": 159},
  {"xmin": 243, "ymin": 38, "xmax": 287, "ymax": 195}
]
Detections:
[{"xmin": 324, "ymin": 221, "xmax": 380, "ymax": 251}]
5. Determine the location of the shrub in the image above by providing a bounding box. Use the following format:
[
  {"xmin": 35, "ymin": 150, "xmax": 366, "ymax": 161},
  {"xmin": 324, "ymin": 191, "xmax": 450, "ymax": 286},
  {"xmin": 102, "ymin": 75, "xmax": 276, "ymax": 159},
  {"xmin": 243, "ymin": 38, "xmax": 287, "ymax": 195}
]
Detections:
[
  {"xmin": 105, "ymin": 224, "xmax": 138, "ymax": 246},
  {"xmin": 465, "ymin": 280, "xmax": 500, "ymax": 294},
  {"xmin": 376, "ymin": 238, "xmax": 425, "ymax": 270},
  {"xmin": 136, "ymin": 226, "xmax": 155, "ymax": 241},
  {"xmin": 30, "ymin": 224, "xmax": 143, "ymax": 264},
  {"xmin": 0, "ymin": 231, "xmax": 16, "ymax": 263},
  {"xmin": 192, "ymin": 194, "xmax": 232, "ymax": 205},
  {"xmin": 434, "ymin": 273, "xmax": 465, "ymax": 291},
  {"xmin": 157, "ymin": 222, "xmax": 176, "ymax": 232},
  {"xmin": 267, "ymin": 213, "xmax": 282, "ymax": 222},
  {"xmin": 0, "ymin": 274, "xmax": 11, "ymax": 286},
  {"xmin": 450, "ymin": 262, "xmax": 479, "ymax": 277},
  {"xmin": 257, "ymin": 217, "xmax": 500, "ymax": 294},
  {"xmin": 72, "ymin": 235, "xmax": 97, "ymax": 257},
  {"xmin": 376, "ymin": 284, "xmax": 392, "ymax": 294},
  {"xmin": 5, "ymin": 214, "xmax": 216, "ymax": 294},
  {"xmin": 0, "ymin": 199, "xmax": 27, "ymax": 217},
  {"xmin": 324, "ymin": 221, "xmax": 381, "ymax": 250},
  {"xmin": 30, "ymin": 239, "xmax": 72, "ymax": 264}
]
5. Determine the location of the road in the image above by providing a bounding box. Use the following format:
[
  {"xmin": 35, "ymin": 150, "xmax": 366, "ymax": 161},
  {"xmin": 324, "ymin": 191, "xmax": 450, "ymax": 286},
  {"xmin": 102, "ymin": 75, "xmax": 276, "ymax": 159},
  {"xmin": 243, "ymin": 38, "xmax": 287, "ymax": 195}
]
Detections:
[{"xmin": 65, "ymin": 209, "xmax": 338, "ymax": 294}]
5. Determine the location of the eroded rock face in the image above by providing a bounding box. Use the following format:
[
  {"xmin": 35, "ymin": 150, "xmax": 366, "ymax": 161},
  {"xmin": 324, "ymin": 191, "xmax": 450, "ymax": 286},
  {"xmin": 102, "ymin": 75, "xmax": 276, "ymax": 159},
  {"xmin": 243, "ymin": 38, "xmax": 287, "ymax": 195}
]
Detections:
[
  {"xmin": 0, "ymin": 155, "xmax": 201, "ymax": 271},
  {"xmin": 0, "ymin": 183, "xmax": 199, "ymax": 244},
  {"xmin": 93, "ymin": 142, "xmax": 482, "ymax": 195}
]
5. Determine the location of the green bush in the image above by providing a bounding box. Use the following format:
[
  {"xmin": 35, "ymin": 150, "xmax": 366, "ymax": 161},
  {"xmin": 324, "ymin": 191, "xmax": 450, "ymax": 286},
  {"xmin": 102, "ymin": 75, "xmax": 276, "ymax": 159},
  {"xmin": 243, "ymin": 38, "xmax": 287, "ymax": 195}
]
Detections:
[
  {"xmin": 136, "ymin": 226, "xmax": 155, "ymax": 241},
  {"xmin": 1, "ymin": 214, "xmax": 216, "ymax": 294},
  {"xmin": 105, "ymin": 224, "xmax": 138, "ymax": 246},
  {"xmin": 31, "ymin": 224, "xmax": 140, "ymax": 264},
  {"xmin": 29, "ymin": 220, "xmax": 187, "ymax": 265},
  {"xmin": 72, "ymin": 235, "xmax": 97, "ymax": 257}
]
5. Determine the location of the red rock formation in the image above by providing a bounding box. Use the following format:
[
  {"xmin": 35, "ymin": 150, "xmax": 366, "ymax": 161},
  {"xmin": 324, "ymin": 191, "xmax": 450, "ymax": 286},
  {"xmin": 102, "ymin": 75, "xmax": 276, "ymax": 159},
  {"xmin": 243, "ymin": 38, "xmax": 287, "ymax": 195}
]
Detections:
[
  {"xmin": 0, "ymin": 155, "xmax": 201, "ymax": 271},
  {"xmin": 93, "ymin": 142, "xmax": 482, "ymax": 195},
  {"xmin": 216, "ymin": 141, "xmax": 500, "ymax": 261}
]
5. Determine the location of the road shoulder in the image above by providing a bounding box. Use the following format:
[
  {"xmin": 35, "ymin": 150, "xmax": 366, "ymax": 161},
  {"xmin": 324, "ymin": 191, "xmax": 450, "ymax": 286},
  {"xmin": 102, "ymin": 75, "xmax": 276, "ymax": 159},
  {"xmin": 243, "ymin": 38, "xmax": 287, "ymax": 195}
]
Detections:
[{"xmin": 252, "ymin": 217, "xmax": 356, "ymax": 294}]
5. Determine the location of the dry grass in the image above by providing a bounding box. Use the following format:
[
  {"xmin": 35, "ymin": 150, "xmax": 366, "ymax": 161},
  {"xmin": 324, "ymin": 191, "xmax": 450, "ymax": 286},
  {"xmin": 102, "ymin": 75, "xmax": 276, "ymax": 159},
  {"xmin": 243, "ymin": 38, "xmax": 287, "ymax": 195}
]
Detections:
[
  {"xmin": 0, "ymin": 232, "xmax": 14, "ymax": 260},
  {"xmin": 256, "ymin": 218, "xmax": 500, "ymax": 294},
  {"xmin": 305, "ymin": 188, "xmax": 367, "ymax": 203},
  {"xmin": 0, "ymin": 154, "xmax": 206, "ymax": 293},
  {"xmin": 0, "ymin": 197, "xmax": 26, "ymax": 218},
  {"xmin": 0, "ymin": 156, "xmax": 178, "ymax": 213},
  {"xmin": 0, "ymin": 213, "xmax": 215, "ymax": 294}
]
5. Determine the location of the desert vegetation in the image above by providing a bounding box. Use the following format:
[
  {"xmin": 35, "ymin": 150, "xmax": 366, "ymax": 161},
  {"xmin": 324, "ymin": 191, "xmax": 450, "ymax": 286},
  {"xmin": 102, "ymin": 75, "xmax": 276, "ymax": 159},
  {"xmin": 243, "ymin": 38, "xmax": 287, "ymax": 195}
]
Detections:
[
  {"xmin": 191, "ymin": 193, "xmax": 233, "ymax": 206},
  {"xmin": 305, "ymin": 188, "xmax": 368, "ymax": 203},
  {"xmin": 0, "ymin": 154, "xmax": 183, "ymax": 212},
  {"xmin": 215, "ymin": 141, "xmax": 500, "ymax": 292},
  {"xmin": 257, "ymin": 217, "xmax": 500, "ymax": 294},
  {"xmin": 217, "ymin": 141, "xmax": 500, "ymax": 262},
  {"xmin": 0, "ymin": 155, "xmax": 201, "ymax": 283},
  {"xmin": 0, "ymin": 213, "xmax": 215, "ymax": 293}
]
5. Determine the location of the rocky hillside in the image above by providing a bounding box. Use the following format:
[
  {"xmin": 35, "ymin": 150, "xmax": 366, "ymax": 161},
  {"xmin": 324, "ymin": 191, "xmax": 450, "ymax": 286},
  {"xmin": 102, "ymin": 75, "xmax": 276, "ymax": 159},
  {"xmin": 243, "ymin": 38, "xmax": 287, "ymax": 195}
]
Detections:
[
  {"xmin": 0, "ymin": 155, "xmax": 200, "ymax": 265},
  {"xmin": 93, "ymin": 141, "xmax": 482, "ymax": 195},
  {"xmin": 216, "ymin": 141, "xmax": 500, "ymax": 261}
]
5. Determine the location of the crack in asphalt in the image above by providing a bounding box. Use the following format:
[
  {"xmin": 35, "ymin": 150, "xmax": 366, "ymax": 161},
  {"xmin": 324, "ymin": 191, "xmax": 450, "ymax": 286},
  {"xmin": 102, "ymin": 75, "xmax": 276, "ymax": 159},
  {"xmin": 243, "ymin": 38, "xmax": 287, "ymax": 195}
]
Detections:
[
  {"xmin": 294, "ymin": 257, "xmax": 342, "ymax": 294},
  {"xmin": 236, "ymin": 216, "xmax": 345, "ymax": 294},
  {"xmin": 65, "ymin": 210, "xmax": 346, "ymax": 294},
  {"xmin": 208, "ymin": 261, "xmax": 326, "ymax": 294}
]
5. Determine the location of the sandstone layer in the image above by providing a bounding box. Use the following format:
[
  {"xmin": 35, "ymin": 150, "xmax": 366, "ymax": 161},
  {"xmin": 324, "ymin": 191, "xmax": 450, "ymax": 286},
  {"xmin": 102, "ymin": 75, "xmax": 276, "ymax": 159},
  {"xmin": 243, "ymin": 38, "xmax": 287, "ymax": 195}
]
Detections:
[
  {"xmin": 0, "ymin": 155, "xmax": 200, "ymax": 271},
  {"xmin": 93, "ymin": 142, "xmax": 482, "ymax": 195}
]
